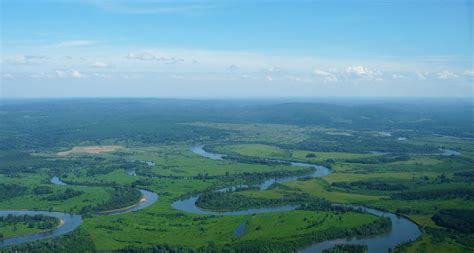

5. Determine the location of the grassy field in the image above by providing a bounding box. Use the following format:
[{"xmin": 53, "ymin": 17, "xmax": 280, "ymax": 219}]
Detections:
[
  {"xmin": 126, "ymin": 145, "xmax": 306, "ymax": 177},
  {"xmin": 0, "ymin": 223, "xmax": 47, "ymax": 240},
  {"xmin": 284, "ymin": 178, "xmax": 385, "ymax": 203},
  {"xmin": 0, "ymin": 172, "xmax": 111, "ymax": 213},
  {"xmin": 1, "ymin": 100, "xmax": 473, "ymax": 252},
  {"xmin": 205, "ymin": 141, "xmax": 474, "ymax": 253},
  {"xmin": 214, "ymin": 143, "xmax": 381, "ymax": 163},
  {"xmin": 81, "ymin": 177, "xmax": 380, "ymax": 251}
]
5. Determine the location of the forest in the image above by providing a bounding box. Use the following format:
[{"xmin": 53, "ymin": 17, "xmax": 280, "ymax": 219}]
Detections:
[{"xmin": 0, "ymin": 98, "xmax": 473, "ymax": 253}]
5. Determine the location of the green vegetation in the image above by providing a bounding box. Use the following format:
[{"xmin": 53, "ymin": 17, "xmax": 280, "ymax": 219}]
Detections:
[
  {"xmin": 323, "ymin": 244, "xmax": 368, "ymax": 253},
  {"xmin": 2, "ymin": 228, "xmax": 95, "ymax": 253},
  {"xmin": 43, "ymin": 188, "xmax": 83, "ymax": 201},
  {"xmin": 432, "ymin": 209, "xmax": 474, "ymax": 233},
  {"xmin": 0, "ymin": 215, "xmax": 59, "ymax": 240},
  {"xmin": 0, "ymin": 184, "xmax": 27, "ymax": 200},
  {"xmin": 0, "ymin": 98, "xmax": 473, "ymax": 252},
  {"xmin": 81, "ymin": 186, "xmax": 142, "ymax": 214}
]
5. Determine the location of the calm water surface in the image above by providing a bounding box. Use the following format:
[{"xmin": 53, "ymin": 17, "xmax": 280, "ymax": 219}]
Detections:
[
  {"xmin": 0, "ymin": 210, "xmax": 82, "ymax": 248},
  {"xmin": 179, "ymin": 145, "xmax": 422, "ymax": 253},
  {"xmin": 1, "ymin": 176, "xmax": 158, "ymax": 247}
]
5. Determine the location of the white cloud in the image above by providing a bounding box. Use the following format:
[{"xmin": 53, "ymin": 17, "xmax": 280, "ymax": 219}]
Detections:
[
  {"xmin": 92, "ymin": 62, "xmax": 108, "ymax": 68},
  {"xmin": 391, "ymin": 74, "xmax": 406, "ymax": 79},
  {"xmin": 463, "ymin": 69, "xmax": 474, "ymax": 77},
  {"xmin": 55, "ymin": 70, "xmax": 67, "ymax": 78},
  {"xmin": 416, "ymin": 71, "xmax": 428, "ymax": 80},
  {"xmin": 436, "ymin": 70, "xmax": 458, "ymax": 80},
  {"xmin": 126, "ymin": 52, "xmax": 184, "ymax": 64},
  {"xmin": 266, "ymin": 67, "xmax": 281, "ymax": 73},
  {"xmin": 171, "ymin": 74, "xmax": 185, "ymax": 79},
  {"xmin": 313, "ymin": 66, "xmax": 382, "ymax": 82},
  {"xmin": 70, "ymin": 70, "xmax": 83, "ymax": 78},
  {"xmin": 3, "ymin": 55, "xmax": 47, "ymax": 65},
  {"xmin": 92, "ymin": 73, "xmax": 110, "ymax": 78},
  {"xmin": 53, "ymin": 40, "xmax": 99, "ymax": 47},
  {"xmin": 55, "ymin": 69, "xmax": 84, "ymax": 78},
  {"xmin": 127, "ymin": 52, "xmax": 155, "ymax": 61},
  {"xmin": 346, "ymin": 66, "xmax": 372, "ymax": 76},
  {"xmin": 313, "ymin": 69, "xmax": 338, "ymax": 82},
  {"xmin": 345, "ymin": 65, "xmax": 382, "ymax": 80}
]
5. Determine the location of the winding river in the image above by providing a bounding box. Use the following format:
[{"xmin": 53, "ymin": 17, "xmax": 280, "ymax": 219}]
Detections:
[
  {"xmin": 0, "ymin": 177, "xmax": 158, "ymax": 248},
  {"xmin": 1, "ymin": 145, "xmax": 421, "ymax": 251},
  {"xmin": 0, "ymin": 210, "xmax": 82, "ymax": 248},
  {"xmin": 173, "ymin": 145, "xmax": 422, "ymax": 253}
]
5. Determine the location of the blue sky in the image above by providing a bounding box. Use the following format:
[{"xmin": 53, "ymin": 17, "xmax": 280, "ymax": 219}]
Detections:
[{"xmin": 1, "ymin": 0, "xmax": 473, "ymax": 97}]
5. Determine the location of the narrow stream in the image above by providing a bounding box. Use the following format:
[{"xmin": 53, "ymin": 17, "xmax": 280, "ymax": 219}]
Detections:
[{"xmin": 172, "ymin": 145, "xmax": 422, "ymax": 253}]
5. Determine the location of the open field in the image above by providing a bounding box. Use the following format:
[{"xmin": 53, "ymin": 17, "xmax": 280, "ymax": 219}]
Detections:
[
  {"xmin": 0, "ymin": 99, "xmax": 473, "ymax": 252},
  {"xmin": 57, "ymin": 146, "xmax": 123, "ymax": 156}
]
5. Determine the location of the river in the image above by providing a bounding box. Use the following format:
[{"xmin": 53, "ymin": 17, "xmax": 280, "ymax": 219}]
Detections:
[
  {"xmin": 1, "ymin": 145, "xmax": 421, "ymax": 251},
  {"xmin": 0, "ymin": 177, "xmax": 158, "ymax": 248},
  {"xmin": 173, "ymin": 145, "xmax": 422, "ymax": 253},
  {"xmin": 0, "ymin": 210, "xmax": 82, "ymax": 248}
]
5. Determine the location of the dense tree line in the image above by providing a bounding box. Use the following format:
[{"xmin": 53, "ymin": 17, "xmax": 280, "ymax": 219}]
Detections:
[
  {"xmin": 42, "ymin": 188, "xmax": 83, "ymax": 201},
  {"xmin": 145, "ymin": 168, "xmax": 313, "ymax": 187},
  {"xmin": 298, "ymin": 200, "xmax": 363, "ymax": 213},
  {"xmin": 0, "ymin": 152, "xmax": 82, "ymax": 176},
  {"xmin": 84, "ymin": 159, "xmax": 148, "ymax": 177},
  {"xmin": 332, "ymin": 181, "xmax": 407, "ymax": 192},
  {"xmin": 196, "ymin": 187, "xmax": 367, "ymax": 213},
  {"xmin": 0, "ymin": 214, "xmax": 59, "ymax": 231},
  {"xmin": 0, "ymin": 183, "xmax": 27, "ymax": 200},
  {"xmin": 322, "ymin": 244, "xmax": 368, "ymax": 253},
  {"xmin": 80, "ymin": 186, "xmax": 142, "ymax": 214},
  {"xmin": 393, "ymin": 226, "xmax": 474, "ymax": 253},
  {"xmin": 222, "ymin": 154, "xmax": 291, "ymax": 166},
  {"xmin": 343, "ymin": 154, "xmax": 410, "ymax": 164},
  {"xmin": 391, "ymin": 188, "xmax": 474, "ymax": 200},
  {"xmin": 196, "ymin": 190, "xmax": 309, "ymax": 211},
  {"xmin": 132, "ymin": 178, "xmax": 154, "ymax": 187},
  {"xmin": 281, "ymin": 133, "xmax": 439, "ymax": 154},
  {"xmin": 1, "ymin": 228, "xmax": 95, "ymax": 253},
  {"xmin": 453, "ymin": 171, "xmax": 474, "ymax": 182},
  {"xmin": 118, "ymin": 245, "xmax": 211, "ymax": 253},
  {"xmin": 432, "ymin": 209, "xmax": 474, "ymax": 233},
  {"xmin": 1, "ymin": 99, "xmax": 472, "ymax": 151},
  {"xmin": 203, "ymin": 145, "xmax": 333, "ymax": 169},
  {"xmin": 33, "ymin": 186, "xmax": 54, "ymax": 195},
  {"xmin": 0, "ymin": 99, "xmax": 231, "ymax": 150}
]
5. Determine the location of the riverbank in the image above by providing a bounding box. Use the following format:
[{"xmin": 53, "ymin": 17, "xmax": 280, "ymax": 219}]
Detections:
[
  {"xmin": 98, "ymin": 195, "xmax": 147, "ymax": 215},
  {"xmin": 173, "ymin": 145, "xmax": 422, "ymax": 253}
]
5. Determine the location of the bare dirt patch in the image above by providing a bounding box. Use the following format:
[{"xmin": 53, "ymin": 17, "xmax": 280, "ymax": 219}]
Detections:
[{"xmin": 57, "ymin": 145, "xmax": 123, "ymax": 156}]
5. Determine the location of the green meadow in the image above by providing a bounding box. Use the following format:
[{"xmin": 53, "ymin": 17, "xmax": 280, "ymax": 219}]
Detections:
[{"xmin": 0, "ymin": 99, "xmax": 472, "ymax": 252}]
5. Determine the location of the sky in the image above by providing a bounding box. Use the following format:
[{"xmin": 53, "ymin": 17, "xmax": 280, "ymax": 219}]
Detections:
[{"xmin": 0, "ymin": 0, "xmax": 473, "ymax": 98}]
